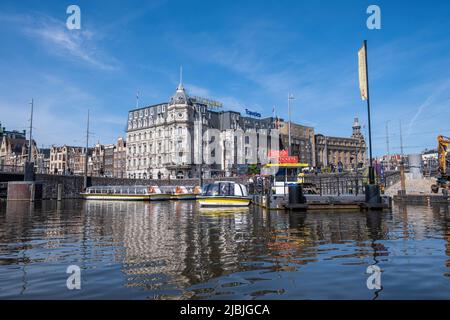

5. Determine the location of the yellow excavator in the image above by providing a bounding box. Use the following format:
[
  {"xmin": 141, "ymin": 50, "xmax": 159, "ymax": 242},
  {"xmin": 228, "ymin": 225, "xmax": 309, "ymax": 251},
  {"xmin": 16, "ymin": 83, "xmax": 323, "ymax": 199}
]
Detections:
[{"xmin": 431, "ymin": 135, "xmax": 450, "ymax": 193}]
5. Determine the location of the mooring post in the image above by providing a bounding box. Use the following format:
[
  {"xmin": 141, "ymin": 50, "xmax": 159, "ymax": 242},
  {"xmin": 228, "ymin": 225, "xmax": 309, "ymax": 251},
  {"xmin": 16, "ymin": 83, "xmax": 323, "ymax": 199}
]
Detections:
[
  {"xmin": 57, "ymin": 183, "xmax": 63, "ymax": 201},
  {"xmin": 319, "ymin": 177, "xmax": 322, "ymax": 196},
  {"xmin": 30, "ymin": 182, "xmax": 35, "ymax": 202},
  {"xmin": 337, "ymin": 176, "xmax": 340, "ymax": 196}
]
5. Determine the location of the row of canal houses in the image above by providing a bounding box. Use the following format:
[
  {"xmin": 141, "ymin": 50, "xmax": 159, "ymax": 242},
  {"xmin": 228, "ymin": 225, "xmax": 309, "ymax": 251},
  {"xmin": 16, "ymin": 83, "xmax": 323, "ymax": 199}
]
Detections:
[{"xmin": 0, "ymin": 122, "xmax": 126, "ymax": 178}]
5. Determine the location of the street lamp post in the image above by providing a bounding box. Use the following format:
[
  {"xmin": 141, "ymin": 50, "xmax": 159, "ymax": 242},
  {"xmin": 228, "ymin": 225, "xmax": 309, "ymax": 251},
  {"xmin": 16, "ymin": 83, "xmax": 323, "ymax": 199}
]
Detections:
[
  {"xmin": 24, "ymin": 98, "xmax": 35, "ymax": 181},
  {"xmin": 83, "ymin": 110, "xmax": 90, "ymax": 190}
]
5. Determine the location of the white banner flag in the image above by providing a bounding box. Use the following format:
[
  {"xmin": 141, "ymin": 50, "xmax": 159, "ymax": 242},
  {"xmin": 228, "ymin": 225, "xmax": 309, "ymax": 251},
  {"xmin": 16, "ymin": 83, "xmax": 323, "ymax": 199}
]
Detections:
[{"xmin": 358, "ymin": 45, "xmax": 368, "ymax": 101}]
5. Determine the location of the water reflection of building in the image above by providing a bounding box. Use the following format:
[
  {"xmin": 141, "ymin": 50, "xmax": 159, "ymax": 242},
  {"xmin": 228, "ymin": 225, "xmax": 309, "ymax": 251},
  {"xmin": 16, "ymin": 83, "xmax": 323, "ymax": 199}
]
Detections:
[
  {"xmin": 82, "ymin": 201, "xmax": 395, "ymax": 293},
  {"xmin": 84, "ymin": 201, "xmax": 264, "ymax": 290}
]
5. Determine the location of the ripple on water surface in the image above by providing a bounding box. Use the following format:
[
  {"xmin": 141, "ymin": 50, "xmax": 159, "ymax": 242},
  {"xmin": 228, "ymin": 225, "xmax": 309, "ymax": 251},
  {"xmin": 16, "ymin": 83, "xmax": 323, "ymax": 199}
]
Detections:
[{"xmin": 0, "ymin": 200, "xmax": 449, "ymax": 299}]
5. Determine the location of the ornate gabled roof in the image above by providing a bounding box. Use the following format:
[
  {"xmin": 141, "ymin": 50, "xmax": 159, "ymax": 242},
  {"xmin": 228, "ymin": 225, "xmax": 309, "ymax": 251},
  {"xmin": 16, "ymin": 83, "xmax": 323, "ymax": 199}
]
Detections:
[{"xmin": 169, "ymin": 83, "xmax": 190, "ymax": 106}]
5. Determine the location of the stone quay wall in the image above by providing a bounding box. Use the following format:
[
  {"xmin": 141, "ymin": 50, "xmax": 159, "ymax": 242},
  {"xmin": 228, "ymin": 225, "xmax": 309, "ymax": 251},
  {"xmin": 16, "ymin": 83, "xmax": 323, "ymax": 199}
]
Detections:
[{"xmin": 33, "ymin": 174, "xmax": 247, "ymax": 199}]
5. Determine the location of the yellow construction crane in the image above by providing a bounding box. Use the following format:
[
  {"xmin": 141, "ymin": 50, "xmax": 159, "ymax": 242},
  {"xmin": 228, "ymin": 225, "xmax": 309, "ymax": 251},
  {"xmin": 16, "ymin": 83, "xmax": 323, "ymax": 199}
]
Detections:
[{"xmin": 431, "ymin": 135, "xmax": 450, "ymax": 193}]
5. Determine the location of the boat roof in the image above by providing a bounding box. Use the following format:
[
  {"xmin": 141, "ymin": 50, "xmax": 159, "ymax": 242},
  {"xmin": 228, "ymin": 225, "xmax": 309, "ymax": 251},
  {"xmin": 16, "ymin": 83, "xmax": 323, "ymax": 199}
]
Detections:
[
  {"xmin": 87, "ymin": 185, "xmax": 149, "ymax": 189},
  {"xmin": 213, "ymin": 181, "xmax": 243, "ymax": 184}
]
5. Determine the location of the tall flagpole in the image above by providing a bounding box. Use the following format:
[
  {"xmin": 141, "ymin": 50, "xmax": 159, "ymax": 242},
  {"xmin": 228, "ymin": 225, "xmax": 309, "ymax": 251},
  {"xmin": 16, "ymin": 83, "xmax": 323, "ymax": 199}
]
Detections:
[
  {"xmin": 136, "ymin": 91, "xmax": 140, "ymax": 109},
  {"xmin": 363, "ymin": 40, "xmax": 375, "ymax": 185},
  {"xmin": 399, "ymin": 120, "xmax": 406, "ymax": 194},
  {"xmin": 385, "ymin": 120, "xmax": 390, "ymax": 170}
]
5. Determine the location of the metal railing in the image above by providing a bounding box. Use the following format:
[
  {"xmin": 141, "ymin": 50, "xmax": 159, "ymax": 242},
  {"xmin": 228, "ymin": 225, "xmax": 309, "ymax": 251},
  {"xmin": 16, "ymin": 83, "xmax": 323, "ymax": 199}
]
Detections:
[
  {"xmin": 304, "ymin": 173, "xmax": 365, "ymax": 196},
  {"xmin": 0, "ymin": 164, "xmax": 24, "ymax": 173}
]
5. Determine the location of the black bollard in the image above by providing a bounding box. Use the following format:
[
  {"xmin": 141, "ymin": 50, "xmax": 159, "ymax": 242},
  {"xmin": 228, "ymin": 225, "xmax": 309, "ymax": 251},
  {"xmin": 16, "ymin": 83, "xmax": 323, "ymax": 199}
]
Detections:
[
  {"xmin": 23, "ymin": 161, "xmax": 35, "ymax": 182},
  {"xmin": 288, "ymin": 184, "xmax": 306, "ymax": 205},
  {"xmin": 365, "ymin": 184, "xmax": 381, "ymax": 204}
]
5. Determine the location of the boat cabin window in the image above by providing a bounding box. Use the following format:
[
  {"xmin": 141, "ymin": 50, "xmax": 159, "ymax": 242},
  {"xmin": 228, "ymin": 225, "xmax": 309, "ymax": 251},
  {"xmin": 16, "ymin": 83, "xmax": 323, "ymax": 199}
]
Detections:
[
  {"xmin": 86, "ymin": 185, "xmax": 151, "ymax": 195},
  {"xmin": 203, "ymin": 183, "xmax": 236, "ymax": 196},
  {"xmin": 219, "ymin": 182, "xmax": 234, "ymax": 196}
]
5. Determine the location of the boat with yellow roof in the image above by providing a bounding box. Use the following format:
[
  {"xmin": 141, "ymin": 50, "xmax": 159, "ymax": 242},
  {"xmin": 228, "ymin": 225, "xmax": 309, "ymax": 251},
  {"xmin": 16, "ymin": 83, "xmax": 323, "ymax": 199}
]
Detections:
[{"xmin": 197, "ymin": 181, "xmax": 251, "ymax": 207}]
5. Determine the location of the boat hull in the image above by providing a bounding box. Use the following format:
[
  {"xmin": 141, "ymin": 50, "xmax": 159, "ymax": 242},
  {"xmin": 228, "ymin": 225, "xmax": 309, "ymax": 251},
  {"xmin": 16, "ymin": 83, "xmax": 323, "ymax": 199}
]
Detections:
[
  {"xmin": 81, "ymin": 193, "xmax": 172, "ymax": 201},
  {"xmin": 170, "ymin": 193, "xmax": 198, "ymax": 200},
  {"xmin": 148, "ymin": 194, "xmax": 172, "ymax": 201},
  {"xmin": 81, "ymin": 193, "xmax": 150, "ymax": 201},
  {"xmin": 197, "ymin": 196, "xmax": 251, "ymax": 207}
]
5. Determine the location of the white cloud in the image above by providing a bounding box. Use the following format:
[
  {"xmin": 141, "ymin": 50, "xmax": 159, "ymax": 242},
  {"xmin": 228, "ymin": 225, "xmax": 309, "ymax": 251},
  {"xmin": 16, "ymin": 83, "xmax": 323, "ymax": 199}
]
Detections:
[{"xmin": 0, "ymin": 12, "xmax": 118, "ymax": 71}]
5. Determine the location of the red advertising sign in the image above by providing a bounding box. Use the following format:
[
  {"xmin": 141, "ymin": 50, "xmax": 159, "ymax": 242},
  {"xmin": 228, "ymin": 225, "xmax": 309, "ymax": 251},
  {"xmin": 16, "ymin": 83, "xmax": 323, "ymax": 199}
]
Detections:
[
  {"xmin": 279, "ymin": 156, "xmax": 299, "ymax": 164},
  {"xmin": 268, "ymin": 149, "xmax": 288, "ymax": 157},
  {"xmin": 268, "ymin": 150, "xmax": 298, "ymax": 164}
]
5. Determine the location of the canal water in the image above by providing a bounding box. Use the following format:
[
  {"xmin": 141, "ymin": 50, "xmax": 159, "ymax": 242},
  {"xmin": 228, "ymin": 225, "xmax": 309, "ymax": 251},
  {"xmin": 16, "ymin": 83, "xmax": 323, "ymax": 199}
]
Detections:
[{"xmin": 0, "ymin": 200, "xmax": 449, "ymax": 299}]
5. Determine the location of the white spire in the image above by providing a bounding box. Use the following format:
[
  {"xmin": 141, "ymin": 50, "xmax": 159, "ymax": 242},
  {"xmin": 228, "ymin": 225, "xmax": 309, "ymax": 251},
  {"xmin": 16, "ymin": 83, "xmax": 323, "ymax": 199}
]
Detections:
[
  {"xmin": 170, "ymin": 66, "xmax": 189, "ymax": 106},
  {"xmin": 178, "ymin": 65, "xmax": 183, "ymax": 90}
]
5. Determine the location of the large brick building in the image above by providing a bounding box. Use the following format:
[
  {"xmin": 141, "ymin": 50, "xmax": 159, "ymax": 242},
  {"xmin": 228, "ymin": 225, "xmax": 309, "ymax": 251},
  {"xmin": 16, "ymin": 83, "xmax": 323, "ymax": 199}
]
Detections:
[
  {"xmin": 314, "ymin": 118, "xmax": 367, "ymax": 171},
  {"xmin": 279, "ymin": 121, "xmax": 315, "ymax": 166}
]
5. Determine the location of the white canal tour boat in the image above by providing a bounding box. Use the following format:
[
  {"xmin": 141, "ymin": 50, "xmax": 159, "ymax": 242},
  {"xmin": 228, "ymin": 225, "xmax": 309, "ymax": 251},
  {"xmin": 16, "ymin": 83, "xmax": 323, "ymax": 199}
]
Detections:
[
  {"xmin": 81, "ymin": 185, "xmax": 171, "ymax": 201},
  {"xmin": 169, "ymin": 186, "xmax": 201, "ymax": 200},
  {"xmin": 197, "ymin": 181, "xmax": 251, "ymax": 207}
]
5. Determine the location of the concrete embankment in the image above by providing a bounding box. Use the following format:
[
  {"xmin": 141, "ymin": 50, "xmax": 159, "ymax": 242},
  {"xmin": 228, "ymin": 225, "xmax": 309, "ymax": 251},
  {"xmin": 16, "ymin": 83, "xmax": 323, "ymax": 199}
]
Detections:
[
  {"xmin": 385, "ymin": 175, "xmax": 448, "ymax": 204},
  {"xmin": 384, "ymin": 176, "xmax": 436, "ymax": 196}
]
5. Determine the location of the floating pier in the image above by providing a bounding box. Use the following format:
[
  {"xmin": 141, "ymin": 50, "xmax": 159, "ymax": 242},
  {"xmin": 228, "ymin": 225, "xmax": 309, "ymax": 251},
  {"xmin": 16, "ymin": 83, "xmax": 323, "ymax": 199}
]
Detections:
[
  {"xmin": 393, "ymin": 193, "xmax": 448, "ymax": 205},
  {"xmin": 252, "ymin": 194, "xmax": 391, "ymax": 211}
]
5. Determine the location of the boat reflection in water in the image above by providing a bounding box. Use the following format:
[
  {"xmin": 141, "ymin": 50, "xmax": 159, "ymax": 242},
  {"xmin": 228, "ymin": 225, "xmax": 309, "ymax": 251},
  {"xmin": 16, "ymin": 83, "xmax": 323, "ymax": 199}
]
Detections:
[{"xmin": 198, "ymin": 206, "xmax": 250, "ymax": 216}]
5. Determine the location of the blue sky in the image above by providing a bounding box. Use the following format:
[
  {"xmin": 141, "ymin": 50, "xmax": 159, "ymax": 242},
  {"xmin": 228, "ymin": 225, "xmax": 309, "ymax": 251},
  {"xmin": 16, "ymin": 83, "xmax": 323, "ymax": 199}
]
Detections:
[{"xmin": 1, "ymin": 0, "xmax": 450, "ymax": 156}]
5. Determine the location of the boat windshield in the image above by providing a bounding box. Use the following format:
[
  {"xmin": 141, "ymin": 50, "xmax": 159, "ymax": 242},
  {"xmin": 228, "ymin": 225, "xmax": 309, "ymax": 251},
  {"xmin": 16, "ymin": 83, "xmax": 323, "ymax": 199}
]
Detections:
[{"xmin": 202, "ymin": 182, "xmax": 236, "ymax": 196}]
